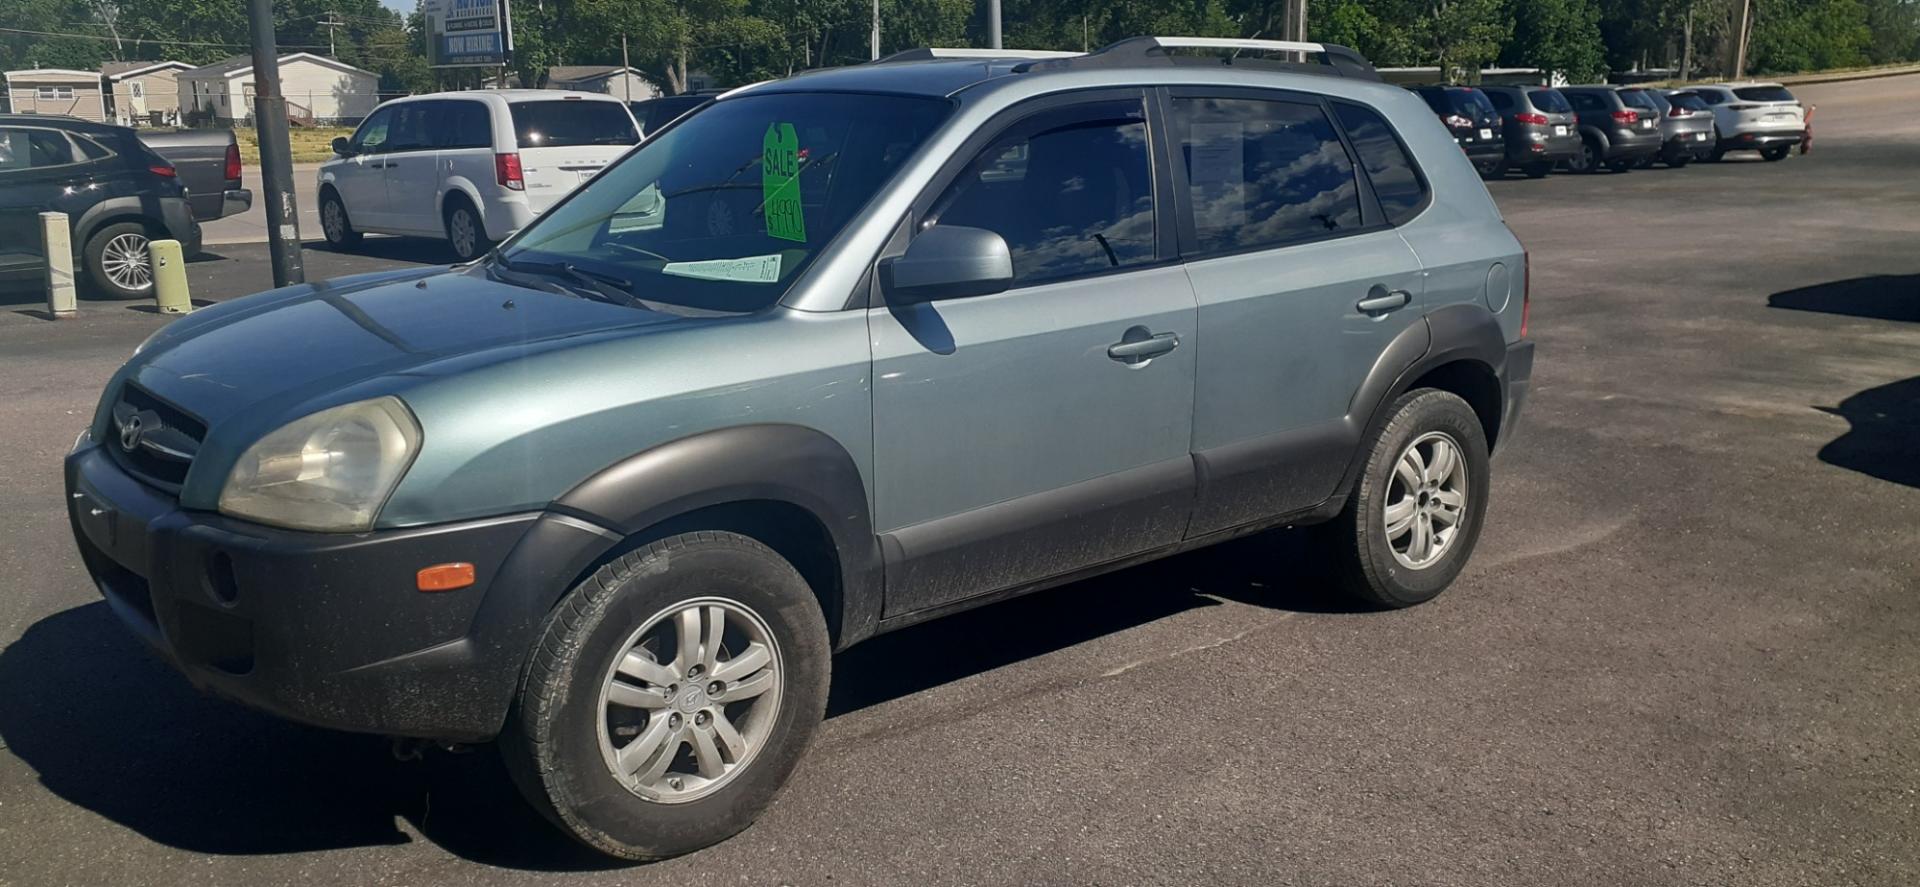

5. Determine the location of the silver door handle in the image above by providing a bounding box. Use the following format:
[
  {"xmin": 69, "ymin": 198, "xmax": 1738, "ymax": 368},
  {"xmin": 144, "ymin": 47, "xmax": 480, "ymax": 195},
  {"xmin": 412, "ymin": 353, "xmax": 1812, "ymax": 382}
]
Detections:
[
  {"xmin": 1108, "ymin": 330, "xmax": 1179, "ymax": 363},
  {"xmin": 1357, "ymin": 286, "xmax": 1412, "ymax": 314}
]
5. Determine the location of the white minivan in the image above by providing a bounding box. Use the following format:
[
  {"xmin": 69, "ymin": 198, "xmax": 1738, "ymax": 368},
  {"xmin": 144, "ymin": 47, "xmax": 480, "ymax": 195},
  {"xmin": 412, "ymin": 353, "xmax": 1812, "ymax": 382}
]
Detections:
[{"xmin": 318, "ymin": 90, "xmax": 641, "ymax": 260}]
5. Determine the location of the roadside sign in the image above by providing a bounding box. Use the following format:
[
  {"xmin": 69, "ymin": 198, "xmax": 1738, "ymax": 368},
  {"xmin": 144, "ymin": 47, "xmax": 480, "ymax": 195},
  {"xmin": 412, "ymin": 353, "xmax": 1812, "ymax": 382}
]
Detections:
[{"xmin": 425, "ymin": 0, "xmax": 514, "ymax": 68}]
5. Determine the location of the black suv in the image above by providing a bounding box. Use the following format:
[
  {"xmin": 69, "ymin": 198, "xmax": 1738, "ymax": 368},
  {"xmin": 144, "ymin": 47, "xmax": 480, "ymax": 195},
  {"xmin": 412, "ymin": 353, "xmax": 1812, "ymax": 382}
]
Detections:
[
  {"xmin": 1479, "ymin": 85, "xmax": 1580, "ymax": 178},
  {"xmin": 0, "ymin": 115, "xmax": 200, "ymax": 299},
  {"xmin": 1558, "ymin": 86, "xmax": 1662, "ymax": 173},
  {"xmin": 1409, "ymin": 86, "xmax": 1505, "ymax": 177}
]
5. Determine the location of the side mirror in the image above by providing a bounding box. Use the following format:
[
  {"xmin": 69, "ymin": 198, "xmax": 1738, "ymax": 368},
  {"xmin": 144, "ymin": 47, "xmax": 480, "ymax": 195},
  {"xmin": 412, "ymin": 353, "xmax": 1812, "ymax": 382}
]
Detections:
[
  {"xmin": 880, "ymin": 225, "xmax": 1013, "ymax": 305},
  {"xmin": 331, "ymin": 137, "xmax": 352, "ymax": 156}
]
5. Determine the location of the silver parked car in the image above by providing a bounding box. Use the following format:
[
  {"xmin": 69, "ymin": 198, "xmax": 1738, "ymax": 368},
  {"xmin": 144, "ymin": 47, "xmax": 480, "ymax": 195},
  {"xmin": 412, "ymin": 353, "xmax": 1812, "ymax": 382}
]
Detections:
[
  {"xmin": 66, "ymin": 37, "xmax": 1534, "ymax": 860},
  {"xmin": 1624, "ymin": 87, "xmax": 1716, "ymax": 168}
]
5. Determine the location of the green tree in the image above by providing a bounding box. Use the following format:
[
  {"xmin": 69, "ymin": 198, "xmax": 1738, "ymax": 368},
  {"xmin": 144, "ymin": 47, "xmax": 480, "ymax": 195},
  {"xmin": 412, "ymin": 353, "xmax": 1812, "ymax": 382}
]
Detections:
[
  {"xmin": 1502, "ymin": 0, "xmax": 1607, "ymax": 81},
  {"xmin": 1748, "ymin": 0, "xmax": 1873, "ymax": 71},
  {"xmin": 1412, "ymin": 0, "xmax": 1513, "ymax": 80}
]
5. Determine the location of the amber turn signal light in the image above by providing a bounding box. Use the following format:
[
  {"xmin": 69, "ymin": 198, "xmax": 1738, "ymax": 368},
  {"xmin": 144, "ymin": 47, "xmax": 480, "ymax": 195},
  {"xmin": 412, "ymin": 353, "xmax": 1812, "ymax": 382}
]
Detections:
[{"xmin": 416, "ymin": 562, "xmax": 476, "ymax": 592}]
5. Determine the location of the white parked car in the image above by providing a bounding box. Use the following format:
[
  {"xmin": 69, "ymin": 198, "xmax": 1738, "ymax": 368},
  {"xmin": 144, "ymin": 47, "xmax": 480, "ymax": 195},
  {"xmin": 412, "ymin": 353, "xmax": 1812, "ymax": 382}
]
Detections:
[
  {"xmin": 1685, "ymin": 82, "xmax": 1805, "ymax": 162},
  {"xmin": 318, "ymin": 90, "xmax": 641, "ymax": 260}
]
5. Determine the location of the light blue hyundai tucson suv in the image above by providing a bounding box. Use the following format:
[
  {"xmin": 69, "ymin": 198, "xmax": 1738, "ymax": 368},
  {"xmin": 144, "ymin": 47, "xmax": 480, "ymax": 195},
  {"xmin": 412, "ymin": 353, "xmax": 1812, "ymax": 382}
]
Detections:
[{"xmin": 66, "ymin": 37, "xmax": 1534, "ymax": 859}]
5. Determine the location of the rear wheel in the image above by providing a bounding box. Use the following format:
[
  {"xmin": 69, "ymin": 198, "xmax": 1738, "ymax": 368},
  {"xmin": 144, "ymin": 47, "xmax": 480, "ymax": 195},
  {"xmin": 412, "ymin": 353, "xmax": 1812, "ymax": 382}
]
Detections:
[
  {"xmin": 1323, "ymin": 390, "xmax": 1491, "ymax": 608},
  {"xmin": 319, "ymin": 189, "xmax": 362, "ymax": 248},
  {"xmin": 501, "ymin": 531, "xmax": 830, "ymax": 860},
  {"xmin": 1479, "ymin": 160, "xmax": 1508, "ymax": 180},
  {"xmin": 83, "ymin": 222, "xmax": 153, "ymax": 300},
  {"xmin": 1635, "ymin": 154, "xmax": 1656, "ymax": 169},
  {"xmin": 1569, "ymin": 139, "xmax": 1600, "ymax": 174},
  {"xmin": 1607, "ymin": 158, "xmax": 1636, "ymax": 173},
  {"xmin": 1760, "ymin": 145, "xmax": 1791, "ymax": 162},
  {"xmin": 444, "ymin": 197, "xmax": 492, "ymax": 262},
  {"xmin": 1523, "ymin": 162, "xmax": 1552, "ymax": 179},
  {"xmin": 1665, "ymin": 151, "xmax": 1691, "ymax": 168}
]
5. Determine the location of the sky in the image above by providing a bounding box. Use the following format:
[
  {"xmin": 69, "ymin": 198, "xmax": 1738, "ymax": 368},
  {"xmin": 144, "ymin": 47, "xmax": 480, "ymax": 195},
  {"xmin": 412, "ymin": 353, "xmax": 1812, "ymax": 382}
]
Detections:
[{"xmin": 380, "ymin": 0, "xmax": 412, "ymax": 14}]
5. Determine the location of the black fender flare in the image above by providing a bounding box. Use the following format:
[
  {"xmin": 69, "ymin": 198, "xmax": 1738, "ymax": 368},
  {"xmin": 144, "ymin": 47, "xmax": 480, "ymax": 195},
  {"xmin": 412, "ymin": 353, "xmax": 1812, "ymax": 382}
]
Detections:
[
  {"xmin": 71, "ymin": 195, "xmax": 167, "ymax": 248},
  {"xmin": 1579, "ymin": 124, "xmax": 1610, "ymax": 153},
  {"xmin": 1330, "ymin": 303, "xmax": 1508, "ymax": 509},
  {"xmin": 551, "ymin": 423, "xmax": 883, "ymax": 645}
]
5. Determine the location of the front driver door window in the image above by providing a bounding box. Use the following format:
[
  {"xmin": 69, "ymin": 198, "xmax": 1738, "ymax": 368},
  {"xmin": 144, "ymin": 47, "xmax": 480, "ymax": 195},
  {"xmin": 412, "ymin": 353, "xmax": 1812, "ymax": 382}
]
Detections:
[
  {"xmin": 337, "ymin": 105, "xmax": 395, "ymax": 226},
  {"xmin": 868, "ymin": 92, "xmax": 1200, "ymax": 616}
]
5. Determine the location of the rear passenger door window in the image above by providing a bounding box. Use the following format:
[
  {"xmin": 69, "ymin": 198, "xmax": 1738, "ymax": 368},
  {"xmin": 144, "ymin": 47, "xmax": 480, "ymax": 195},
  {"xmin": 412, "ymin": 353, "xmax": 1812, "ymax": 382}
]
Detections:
[
  {"xmin": 1169, "ymin": 95, "xmax": 1362, "ymax": 255},
  {"xmin": 930, "ymin": 99, "xmax": 1157, "ymax": 285}
]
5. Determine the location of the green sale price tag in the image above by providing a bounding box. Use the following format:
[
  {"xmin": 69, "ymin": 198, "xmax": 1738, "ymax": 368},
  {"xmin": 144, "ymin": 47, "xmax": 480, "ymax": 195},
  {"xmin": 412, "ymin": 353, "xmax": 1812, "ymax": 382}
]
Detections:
[{"xmin": 761, "ymin": 123, "xmax": 807, "ymax": 243}]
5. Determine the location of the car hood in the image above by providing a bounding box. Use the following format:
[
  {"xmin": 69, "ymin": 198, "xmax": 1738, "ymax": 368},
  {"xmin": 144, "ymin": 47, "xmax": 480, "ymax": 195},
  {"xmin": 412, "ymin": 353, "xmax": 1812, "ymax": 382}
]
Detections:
[{"xmin": 117, "ymin": 265, "xmax": 689, "ymax": 436}]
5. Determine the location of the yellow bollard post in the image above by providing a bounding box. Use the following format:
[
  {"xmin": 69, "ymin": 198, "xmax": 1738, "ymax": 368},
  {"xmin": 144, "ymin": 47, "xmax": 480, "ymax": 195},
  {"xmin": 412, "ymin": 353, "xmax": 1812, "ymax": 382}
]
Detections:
[
  {"xmin": 41, "ymin": 212, "xmax": 76, "ymax": 319},
  {"xmin": 149, "ymin": 239, "xmax": 192, "ymax": 314}
]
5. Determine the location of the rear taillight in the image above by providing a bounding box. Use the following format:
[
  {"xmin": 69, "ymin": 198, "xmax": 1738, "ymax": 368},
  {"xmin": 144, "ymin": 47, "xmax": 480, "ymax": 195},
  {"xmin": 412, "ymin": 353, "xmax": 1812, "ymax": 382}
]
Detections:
[
  {"xmin": 1667, "ymin": 106, "xmax": 1690, "ymax": 117},
  {"xmin": 1520, "ymin": 249, "xmax": 1531, "ymax": 338},
  {"xmin": 1515, "ymin": 112, "xmax": 1549, "ymax": 126},
  {"xmin": 149, "ymin": 164, "xmax": 177, "ymax": 177},
  {"xmin": 223, "ymin": 142, "xmax": 242, "ymax": 180},
  {"xmin": 495, "ymin": 152, "xmax": 524, "ymax": 191},
  {"xmin": 1444, "ymin": 114, "xmax": 1473, "ymax": 129},
  {"xmin": 1611, "ymin": 109, "xmax": 1637, "ymax": 125}
]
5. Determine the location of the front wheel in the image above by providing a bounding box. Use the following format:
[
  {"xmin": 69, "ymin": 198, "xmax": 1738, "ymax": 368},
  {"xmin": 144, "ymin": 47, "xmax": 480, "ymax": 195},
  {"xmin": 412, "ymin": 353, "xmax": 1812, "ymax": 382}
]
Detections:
[
  {"xmin": 1322, "ymin": 389, "xmax": 1492, "ymax": 608},
  {"xmin": 319, "ymin": 190, "xmax": 362, "ymax": 248},
  {"xmin": 1760, "ymin": 145, "xmax": 1791, "ymax": 162},
  {"xmin": 1607, "ymin": 158, "xmax": 1636, "ymax": 173},
  {"xmin": 501, "ymin": 531, "xmax": 831, "ymax": 860},
  {"xmin": 1569, "ymin": 139, "xmax": 1601, "ymax": 174}
]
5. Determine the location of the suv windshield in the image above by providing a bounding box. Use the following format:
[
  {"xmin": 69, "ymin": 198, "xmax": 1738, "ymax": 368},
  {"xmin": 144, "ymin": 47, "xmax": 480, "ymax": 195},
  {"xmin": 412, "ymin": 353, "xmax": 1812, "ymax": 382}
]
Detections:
[
  {"xmin": 1733, "ymin": 85, "xmax": 1796, "ymax": 103},
  {"xmin": 509, "ymin": 100, "xmax": 640, "ymax": 148},
  {"xmin": 499, "ymin": 91, "xmax": 951, "ymax": 313},
  {"xmin": 1527, "ymin": 89, "xmax": 1572, "ymax": 113}
]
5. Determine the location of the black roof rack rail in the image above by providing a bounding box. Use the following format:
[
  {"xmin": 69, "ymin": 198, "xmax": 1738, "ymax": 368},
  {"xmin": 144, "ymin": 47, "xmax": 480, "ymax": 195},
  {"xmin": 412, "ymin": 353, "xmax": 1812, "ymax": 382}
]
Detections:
[
  {"xmin": 1013, "ymin": 36, "xmax": 1379, "ymax": 81},
  {"xmin": 872, "ymin": 47, "xmax": 1081, "ymax": 64}
]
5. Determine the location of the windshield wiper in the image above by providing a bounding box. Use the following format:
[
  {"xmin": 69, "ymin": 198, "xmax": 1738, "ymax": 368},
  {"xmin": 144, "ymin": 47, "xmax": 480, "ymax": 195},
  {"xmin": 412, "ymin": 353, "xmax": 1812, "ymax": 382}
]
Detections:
[{"xmin": 499, "ymin": 257, "xmax": 644, "ymax": 308}]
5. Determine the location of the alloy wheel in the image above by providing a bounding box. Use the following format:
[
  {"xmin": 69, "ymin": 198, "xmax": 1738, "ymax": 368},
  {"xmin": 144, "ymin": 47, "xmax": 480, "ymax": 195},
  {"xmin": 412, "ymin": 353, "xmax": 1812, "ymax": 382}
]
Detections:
[
  {"xmin": 1383, "ymin": 431, "xmax": 1469, "ymax": 570},
  {"xmin": 323, "ymin": 199, "xmax": 345, "ymax": 242},
  {"xmin": 101, "ymin": 232, "xmax": 153, "ymax": 292},
  {"xmin": 596, "ymin": 596, "xmax": 784, "ymax": 804},
  {"xmin": 449, "ymin": 208, "xmax": 477, "ymax": 258}
]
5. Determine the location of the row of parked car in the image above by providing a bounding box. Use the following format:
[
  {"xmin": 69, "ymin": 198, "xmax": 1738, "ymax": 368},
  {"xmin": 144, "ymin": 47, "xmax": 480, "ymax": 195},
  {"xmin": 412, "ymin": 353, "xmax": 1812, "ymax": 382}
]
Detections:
[{"xmin": 1410, "ymin": 81, "xmax": 1810, "ymax": 178}]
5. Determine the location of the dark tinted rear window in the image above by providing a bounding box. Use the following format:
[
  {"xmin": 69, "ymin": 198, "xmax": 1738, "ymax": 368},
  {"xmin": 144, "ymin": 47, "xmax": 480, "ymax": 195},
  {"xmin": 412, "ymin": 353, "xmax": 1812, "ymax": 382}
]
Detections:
[
  {"xmin": 1332, "ymin": 102, "xmax": 1426, "ymax": 226},
  {"xmin": 634, "ymin": 96, "xmax": 710, "ymax": 134},
  {"xmin": 509, "ymin": 100, "xmax": 639, "ymax": 148},
  {"xmin": 1528, "ymin": 89, "xmax": 1572, "ymax": 113},
  {"xmin": 1451, "ymin": 89, "xmax": 1497, "ymax": 117},
  {"xmin": 1485, "ymin": 90, "xmax": 1514, "ymax": 110},
  {"xmin": 1669, "ymin": 92, "xmax": 1711, "ymax": 112},
  {"xmin": 1733, "ymin": 85, "xmax": 1796, "ymax": 103},
  {"xmin": 1618, "ymin": 90, "xmax": 1659, "ymax": 111}
]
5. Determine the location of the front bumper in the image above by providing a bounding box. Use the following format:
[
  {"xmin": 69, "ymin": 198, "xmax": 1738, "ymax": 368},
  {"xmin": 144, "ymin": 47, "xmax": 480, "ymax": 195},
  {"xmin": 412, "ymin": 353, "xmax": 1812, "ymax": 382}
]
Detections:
[
  {"xmin": 1497, "ymin": 340, "xmax": 1534, "ymax": 454},
  {"xmin": 65, "ymin": 444, "xmax": 616, "ymax": 741}
]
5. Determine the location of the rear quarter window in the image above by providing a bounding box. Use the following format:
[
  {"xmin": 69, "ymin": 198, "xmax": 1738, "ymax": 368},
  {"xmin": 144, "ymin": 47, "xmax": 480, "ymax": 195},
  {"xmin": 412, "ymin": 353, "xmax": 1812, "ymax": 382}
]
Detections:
[
  {"xmin": 1528, "ymin": 89, "xmax": 1573, "ymax": 113},
  {"xmin": 1331, "ymin": 102, "xmax": 1428, "ymax": 226},
  {"xmin": 509, "ymin": 100, "xmax": 640, "ymax": 149}
]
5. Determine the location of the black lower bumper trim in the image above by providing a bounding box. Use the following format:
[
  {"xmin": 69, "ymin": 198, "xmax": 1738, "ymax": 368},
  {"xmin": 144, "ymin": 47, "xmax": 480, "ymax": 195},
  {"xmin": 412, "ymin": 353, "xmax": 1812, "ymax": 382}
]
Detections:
[{"xmin": 66, "ymin": 446, "xmax": 619, "ymax": 741}]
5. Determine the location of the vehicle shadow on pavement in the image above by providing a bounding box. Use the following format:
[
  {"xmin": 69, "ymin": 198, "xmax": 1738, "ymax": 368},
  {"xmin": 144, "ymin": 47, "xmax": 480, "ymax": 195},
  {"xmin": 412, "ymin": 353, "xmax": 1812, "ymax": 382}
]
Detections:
[
  {"xmin": 0, "ymin": 530, "xmax": 1357, "ymax": 870},
  {"xmin": 306, "ymin": 236, "xmax": 464, "ymax": 265},
  {"xmin": 0, "ymin": 601, "xmax": 626, "ymax": 872},
  {"xmin": 826, "ymin": 528, "xmax": 1368, "ymax": 718},
  {"xmin": 1768, "ymin": 273, "xmax": 1920, "ymax": 323},
  {"xmin": 1767, "ymin": 274, "xmax": 1920, "ymax": 489}
]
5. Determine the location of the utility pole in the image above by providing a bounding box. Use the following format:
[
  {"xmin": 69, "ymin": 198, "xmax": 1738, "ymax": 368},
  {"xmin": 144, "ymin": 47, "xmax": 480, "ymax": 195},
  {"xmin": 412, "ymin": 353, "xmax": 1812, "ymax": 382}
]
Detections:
[
  {"xmin": 871, "ymin": 0, "xmax": 879, "ymax": 60},
  {"xmin": 988, "ymin": 0, "xmax": 1002, "ymax": 49},
  {"xmin": 622, "ymin": 34, "xmax": 632, "ymax": 102},
  {"xmin": 247, "ymin": 0, "xmax": 304, "ymax": 287},
  {"xmin": 1732, "ymin": 0, "xmax": 1753, "ymax": 79},
  {"xmin": 1681, "ymin": 4, "xmax": 1693, "ymax": 81},
  {"xmin": 321, "ymin": 13, "xmax": 341, "ymax": 57},
  {"xmin": 1283, "ymin": 0, "xmax": 1308, "ymax": 42}
]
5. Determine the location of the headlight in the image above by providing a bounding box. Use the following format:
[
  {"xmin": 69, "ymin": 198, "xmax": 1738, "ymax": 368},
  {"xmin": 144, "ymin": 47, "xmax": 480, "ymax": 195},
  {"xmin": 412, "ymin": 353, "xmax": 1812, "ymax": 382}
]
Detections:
[{"xmin": 219, "ymin": 397, "xmax": 421, "ymax": 532}]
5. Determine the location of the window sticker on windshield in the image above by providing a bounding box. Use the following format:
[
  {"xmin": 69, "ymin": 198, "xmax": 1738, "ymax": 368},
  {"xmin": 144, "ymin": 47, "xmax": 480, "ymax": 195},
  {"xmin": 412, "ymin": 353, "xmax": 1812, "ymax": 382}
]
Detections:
[
  {"xmin": 661, "ymin": 254, "xmax": 783, "ymax": 284},
  {"xmin": 762, "ymin": 123, "xmax": 807, "ymax": 243}
]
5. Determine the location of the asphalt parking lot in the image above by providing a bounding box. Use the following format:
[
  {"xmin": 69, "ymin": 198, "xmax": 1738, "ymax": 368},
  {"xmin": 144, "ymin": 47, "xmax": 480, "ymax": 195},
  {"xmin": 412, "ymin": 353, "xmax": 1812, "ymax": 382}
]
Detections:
[{"xmin": 2, "ymin": 74, "xmax": 1917, "ymax": 887}]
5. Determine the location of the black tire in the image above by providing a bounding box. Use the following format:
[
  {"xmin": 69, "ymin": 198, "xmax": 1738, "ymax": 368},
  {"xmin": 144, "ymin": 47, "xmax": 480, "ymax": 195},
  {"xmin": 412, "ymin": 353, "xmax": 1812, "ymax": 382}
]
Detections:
[
  {"xmin": 1636, "ymin": 154, "xmax": 1656, "ymax": 169},
  {"xmin": 1666, "ymin": 152, "xmax": 1691, "ymax": 168},
  {"xmin": 319, "ymin": 188, "xmax": 362, "ymax": 248},
  {"xmin": 1479, "ymin": 160, "xmax": 1508, "ymax": 180},
  {"xmin": 1760, "ymin": 145, "xmax": 1790, "ymax": 162},
  {"xmin": 1323, "ymin": 389, "xmax": 1492, "ymax": 609},
  {"xmin": 501, "ymin": 531, "xmax": 831, "ymax": 860},
  {"xmin": 1570, "ymin": 139, "xmax": 1601, "ymax": 174},
  {"xmin": 1708, "ymin": 145, "xmax": 1727, "ymax": 162},
  {"xmin": 1607, "ymin": 158, "xmax": 1636, "ymax": 173},
  {"xmin": 82, "ymin": 221, "xmax": 154, "ymax": 300},
  {"xmin": 1523, "ymin": 162, "xmax": 1552, "ymax": 179},
  {"xmin": 443, "ymin": 196, "xmax": 492, "ymax": 262}
]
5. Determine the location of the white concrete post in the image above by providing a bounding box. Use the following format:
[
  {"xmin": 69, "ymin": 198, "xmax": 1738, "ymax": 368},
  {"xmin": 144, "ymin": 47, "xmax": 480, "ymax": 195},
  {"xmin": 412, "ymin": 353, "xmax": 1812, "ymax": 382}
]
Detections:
[{"xmin": 41, "ymin": 212, "xmax": 77, "ymax": 319}]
